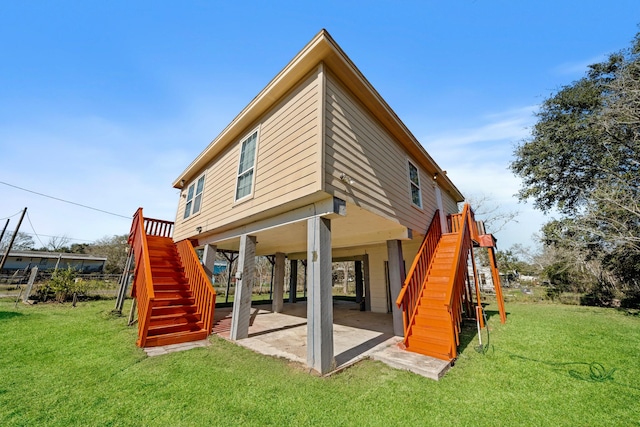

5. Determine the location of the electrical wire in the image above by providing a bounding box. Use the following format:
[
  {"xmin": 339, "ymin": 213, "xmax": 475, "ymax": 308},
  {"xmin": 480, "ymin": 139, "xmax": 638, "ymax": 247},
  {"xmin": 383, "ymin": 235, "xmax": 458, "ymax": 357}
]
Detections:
[
  {"xmin": 0, "ymin": 209, "xmax": 24, "ymax": 221},
  {"xmin": 0, "ymin": 181, "xmax": 131, "ymax": 219},
  {"xmin": 25, "ymin": 211, "xmax": 46, "ymax": 248}
]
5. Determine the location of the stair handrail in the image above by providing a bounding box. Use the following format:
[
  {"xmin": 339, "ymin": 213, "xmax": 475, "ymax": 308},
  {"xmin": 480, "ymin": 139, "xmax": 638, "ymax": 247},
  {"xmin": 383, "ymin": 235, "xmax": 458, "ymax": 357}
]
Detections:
[
  {"xmin": 395, "ymin": 210, "xmax": 442, "ymax": 337},
  {"xmin": 443, "ymin": 203, "xmax": 474, "ymax": 359},
  {"xmin": 175, "ymin": 239, "xmax": 217, "ymax": 335},
  {"xmin": 128, "ymin": 208, "xmax": 156, "ymax": 347}
]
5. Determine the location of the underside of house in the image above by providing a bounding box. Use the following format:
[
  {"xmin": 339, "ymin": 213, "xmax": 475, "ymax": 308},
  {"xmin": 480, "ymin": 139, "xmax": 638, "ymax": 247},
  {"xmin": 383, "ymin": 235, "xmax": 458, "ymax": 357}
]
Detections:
[{"xmin": 126, "ymin": 202, "xmax": 506, "ymax": 373}]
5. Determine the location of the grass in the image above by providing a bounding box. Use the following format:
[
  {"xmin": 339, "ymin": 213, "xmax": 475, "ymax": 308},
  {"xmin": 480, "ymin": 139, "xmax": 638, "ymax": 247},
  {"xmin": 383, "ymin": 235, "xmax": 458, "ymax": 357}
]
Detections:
[{"xmin": 1, "ymin": 298, "xmax": 639, "ymax": 426}]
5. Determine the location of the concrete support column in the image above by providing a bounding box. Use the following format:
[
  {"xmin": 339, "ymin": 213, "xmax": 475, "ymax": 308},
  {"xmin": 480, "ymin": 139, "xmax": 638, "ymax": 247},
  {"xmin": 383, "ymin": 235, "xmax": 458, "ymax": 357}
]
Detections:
[
  {"xmin": 307, "ymin": 216, "xmax": 334, "ymax": 374},
  {"xmin": 289, "ymin": 259, "xmax": 298, "ymax": 303},
  {"xmin": 202, "ymin": 244, "xmax": 217, "ymax": 280},
  {"xmin": 230, "ymin": 235, "xmax": 256, "ymax": 340},
  {"xmin": 387, "ymin": 240, "xmax": 406, "ymax": 337},
  {"xmin": 272, "ymin": 252, "xmax": 285, "ymax": 313}
]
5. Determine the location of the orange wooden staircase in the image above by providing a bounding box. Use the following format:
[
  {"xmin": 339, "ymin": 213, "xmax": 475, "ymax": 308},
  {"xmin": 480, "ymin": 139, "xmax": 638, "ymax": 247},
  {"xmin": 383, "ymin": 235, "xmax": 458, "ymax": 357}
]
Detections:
[
  {"xmin": 397, "ymin": 204, "xmax": 506, "ymax": 361},
  {"xmin": 128, "ymin": 208, "xmax": 216, "ymax": 348}
]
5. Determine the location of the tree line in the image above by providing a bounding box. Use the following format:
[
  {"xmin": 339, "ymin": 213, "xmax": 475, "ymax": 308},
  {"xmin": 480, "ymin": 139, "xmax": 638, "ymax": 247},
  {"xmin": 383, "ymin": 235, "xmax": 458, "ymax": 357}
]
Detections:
[
  {"xmin": 1, "ymin": 232, "xmax": 129, "ymax": 275},
  {"xmin": 511, "ymin": 31, "xmax": 640, "ymax": 308}
]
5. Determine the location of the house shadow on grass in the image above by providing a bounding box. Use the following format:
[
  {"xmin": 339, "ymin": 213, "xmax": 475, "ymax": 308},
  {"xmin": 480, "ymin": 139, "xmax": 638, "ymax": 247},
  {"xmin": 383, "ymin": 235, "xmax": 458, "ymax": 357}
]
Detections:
[{"xmin": 0, "ymin": 311, "xmax": 23, "ymax": 321}]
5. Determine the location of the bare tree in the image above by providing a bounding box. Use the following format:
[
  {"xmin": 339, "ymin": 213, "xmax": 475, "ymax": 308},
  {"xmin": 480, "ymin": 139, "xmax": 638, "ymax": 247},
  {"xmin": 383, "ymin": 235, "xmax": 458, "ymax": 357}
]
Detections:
[{"xmin": 463, "ymin": 192, "xmax": 519, "ymax": 234}]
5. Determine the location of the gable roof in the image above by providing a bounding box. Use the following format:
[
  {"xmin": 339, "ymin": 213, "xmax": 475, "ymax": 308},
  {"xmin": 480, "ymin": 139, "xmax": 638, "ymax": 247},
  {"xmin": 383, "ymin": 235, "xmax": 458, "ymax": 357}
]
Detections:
[{"xmin": 173, "ymin": 29, "xmax": 463, "ymax": 202}]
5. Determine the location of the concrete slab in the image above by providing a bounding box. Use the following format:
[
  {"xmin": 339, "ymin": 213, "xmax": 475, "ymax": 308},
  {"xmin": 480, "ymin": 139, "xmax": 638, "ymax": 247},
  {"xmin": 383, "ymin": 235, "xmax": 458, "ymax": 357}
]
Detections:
[
  {"xmin": 211, "ymin": 300, "xmax": 450, "ymax": 380},
  {"xmin": 144, "ymin": 339, "xmax": 211, "ymax": 357}
]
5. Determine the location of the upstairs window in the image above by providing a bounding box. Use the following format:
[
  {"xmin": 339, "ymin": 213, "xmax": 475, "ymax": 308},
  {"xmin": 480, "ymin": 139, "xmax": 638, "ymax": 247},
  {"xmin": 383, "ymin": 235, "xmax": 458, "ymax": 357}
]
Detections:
[
  {"xmin": 235, "ymin": 130, "xmax": 258, "ymax": 201},
  {"xmin": 408, "ymin": 161, "xmax": 422, "ymax": 208},
  {"xmin": 183, "ymin": 175, "xmax": 205, "ymax": 219}
]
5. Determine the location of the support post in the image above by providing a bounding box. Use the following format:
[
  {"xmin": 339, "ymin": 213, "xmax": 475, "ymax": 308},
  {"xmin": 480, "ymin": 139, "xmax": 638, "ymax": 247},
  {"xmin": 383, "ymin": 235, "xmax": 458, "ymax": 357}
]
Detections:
[
  {"xmin": 230, "ymin": 235, "xmax": 256, "ymax": 340},
  {"xmin": 363, "ymin": 254, "xmax": 371, "ymax": 311},
  {"xmin": 355, "ymin": 260, "xmax": 364, "ymax": 309},
  {"xmin": 488, "ymin": 247, "xmax": 507, "ymax": 324},
  {"xmin": 289, "ymin": 259, "xmax": 298, "ymax": 303},
  {"xmin": 0, "ymin": 207, "xmax": 27, "ymax": 272},
  {"xmin": 22, "ymin": 266, "xmax": 38, "ymax": 303},
  {"xmin": 272, "ymin": 252, "xmax": 285, "ymax": 313},
  {"xmin": 307, "ymin": 216, "xmax": 334, "ymax": 374},
  {"xmin": 387, "ymin": 240, "xmax": 406, "ymax": 337},
  {"xmin": 202, "ymin": 244, "xmax": 217, "ymax": 281}
]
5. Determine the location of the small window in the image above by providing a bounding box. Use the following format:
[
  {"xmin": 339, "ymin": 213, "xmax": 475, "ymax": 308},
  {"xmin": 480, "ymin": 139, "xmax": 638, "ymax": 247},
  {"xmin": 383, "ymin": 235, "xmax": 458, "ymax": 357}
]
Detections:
[
  {"xmin": 408, "ymin": 161, "xmax": 422, "ymax": 208},
  {"xmin": 183, "ymin": 175, "xmax": 205, "ymax": 219},
  {"xmin": 235, "ymin": 130, "xmax": 258, "ymax": 201}
]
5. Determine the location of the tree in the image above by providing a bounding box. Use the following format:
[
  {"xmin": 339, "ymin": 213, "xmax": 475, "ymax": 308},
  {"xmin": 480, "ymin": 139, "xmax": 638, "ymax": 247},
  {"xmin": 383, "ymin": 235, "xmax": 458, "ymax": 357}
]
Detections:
[
  {"xmin": 511, "ymin": 32, "xmax": 640, "ymax": 306},
  {"xmin": 0, "ymin": 231, "xmax": 35, "ymax": 251},
  {"xmin": 46, "ymin": 235, "xmax": 71, "ymax": 252},
  {"xmin": 464, "ymin": 192, "xmax": 519, "ymax": 234},
  {"xmin": 87, "ymin": 234, "xmax": 129, "ymax": 274}
]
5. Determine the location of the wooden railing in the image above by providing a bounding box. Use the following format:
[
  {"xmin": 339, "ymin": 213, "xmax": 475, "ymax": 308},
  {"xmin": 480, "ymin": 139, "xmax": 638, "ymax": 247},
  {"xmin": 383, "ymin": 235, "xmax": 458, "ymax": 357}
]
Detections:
[
  {"xmin": 395, "ymin": 211, "xmax": 442, "ymax": 337},
  {"xmin": 128, "ymin": 208, "xmax": 156, "ymax": 347},
  {"xmin": 176, "ymin": 239, "xmax": 217, "ymax": 334},
  {"xmin": 443, "ymin": 203, "xmax": 475, "ymax": 359},
  {"xmin": 448, "ymin": 206, "xmax": 479, "ymax": 242}
]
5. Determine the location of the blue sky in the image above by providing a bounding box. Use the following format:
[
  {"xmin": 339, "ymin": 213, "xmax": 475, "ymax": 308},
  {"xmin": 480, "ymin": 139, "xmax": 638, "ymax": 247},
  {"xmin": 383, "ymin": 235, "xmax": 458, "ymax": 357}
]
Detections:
[{"xmin": 1, "ymin": 1, "xmax": 639, "ymax": 251}]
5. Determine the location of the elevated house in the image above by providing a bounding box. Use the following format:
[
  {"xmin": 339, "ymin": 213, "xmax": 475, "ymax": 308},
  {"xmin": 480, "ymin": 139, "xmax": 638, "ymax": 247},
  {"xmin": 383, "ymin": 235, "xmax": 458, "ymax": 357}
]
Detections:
[{"xmin": 128, "ymin": 29, "xmax": 505, "ymax": 374}]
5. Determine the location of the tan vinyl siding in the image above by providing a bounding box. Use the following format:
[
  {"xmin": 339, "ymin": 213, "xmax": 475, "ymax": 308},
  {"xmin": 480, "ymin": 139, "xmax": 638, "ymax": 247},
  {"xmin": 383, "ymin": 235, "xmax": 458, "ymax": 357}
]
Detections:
[
  {"xmin": 442, "ymin": 190, "xmax": 460, "ymax": 216},
  {"xmin": 324, "ymin": 72, "xmax": 439, "ymax": 234},
  {"xmin": 173, "ymin": 71, "xmax": 321, "ymax": 241}
]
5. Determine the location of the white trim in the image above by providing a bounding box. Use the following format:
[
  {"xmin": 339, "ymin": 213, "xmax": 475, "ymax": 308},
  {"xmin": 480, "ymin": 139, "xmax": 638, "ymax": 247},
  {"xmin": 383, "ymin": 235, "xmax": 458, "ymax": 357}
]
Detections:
[
  {"xmin": 407, "ymin": 159, "xmax": 422, "ymax": 209},
  {"xmin": 234, "ymin": 126, "xmax": 261, "ymax": 203}
]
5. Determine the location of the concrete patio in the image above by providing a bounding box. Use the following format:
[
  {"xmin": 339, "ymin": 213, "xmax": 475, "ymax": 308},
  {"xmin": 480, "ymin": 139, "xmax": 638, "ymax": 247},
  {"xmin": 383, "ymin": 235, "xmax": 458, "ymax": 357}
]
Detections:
[{"xmin": 209, "ymin": 299, "xmax": 451, "ymax": 380}]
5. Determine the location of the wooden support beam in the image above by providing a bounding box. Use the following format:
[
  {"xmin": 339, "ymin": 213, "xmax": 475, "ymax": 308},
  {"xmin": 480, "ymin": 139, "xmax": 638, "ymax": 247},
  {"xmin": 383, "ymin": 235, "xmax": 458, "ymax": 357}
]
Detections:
[
  {"xmin": 387, "ymin": 240, "xmax": 406, "ymax": 337},
  {"xmin": 272, "ymin": 252, "xmax": 285, "ymax": 313},
  {"xmin": 306, "ymin": 216, "xmax": 334, "ymax": 374},
  {"xmin": 230, "ymin": 235, "xmax": 256, "ymax": 340},
  {"xmin": 289, "ymin": 259, "xmax": 298, "ymax": 303}
]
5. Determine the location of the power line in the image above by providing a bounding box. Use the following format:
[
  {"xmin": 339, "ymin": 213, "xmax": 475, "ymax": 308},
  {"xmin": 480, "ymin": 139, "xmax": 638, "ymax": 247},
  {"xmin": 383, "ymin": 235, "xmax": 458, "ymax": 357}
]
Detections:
[
  {"xmin": 25, "ymin": 211, "xmax": 46, "ymax": 248},
  {"xmin": 0, "ymin": 209, "xmax": 24, "ymax": 221},
  {"xmin": 0, "ymin": 181, "xmax": 131, "ymax": 219}
]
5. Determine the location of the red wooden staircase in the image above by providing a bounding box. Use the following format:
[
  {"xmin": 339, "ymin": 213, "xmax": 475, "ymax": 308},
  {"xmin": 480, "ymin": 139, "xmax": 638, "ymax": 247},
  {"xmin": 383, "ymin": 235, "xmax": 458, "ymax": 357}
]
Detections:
[
  {"xmin": 397, "ymin": 204, "xmax": 506, "ymax": 361},
  {"xmin": 129, "ymin": 208, "xmax": 216, "ymax": 348}
]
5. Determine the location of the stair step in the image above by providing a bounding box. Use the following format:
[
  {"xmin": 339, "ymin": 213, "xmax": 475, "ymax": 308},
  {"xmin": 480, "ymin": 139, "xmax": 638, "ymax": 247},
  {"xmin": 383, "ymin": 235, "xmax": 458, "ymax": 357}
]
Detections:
[
  {"xmin": 406, "ymin": 333, "xmax": 452, "ymax": 359},
  {"xmin": 413, "ymin": 312, "xmax": 452, "ymax": 328},
  {"xmin": 153, "ymin": 297, "xmax": 196, "ymax": 307},
  {"xmin": 150, "ymin": 312, "xmax": 201, "ymax": 326},
  {"xmin": 154, "ymin": 283, "xmax": 190, "ymax": 291},
  {"xmin": 143, "ymin": 330, "xmax": 209, "ymax": 347},
  {"xmin": 147, "ymin": 321, "xmax": 204, "ymax": 337},
  {"xmin": 154, "ymin": 290, "xmax": 193, "ymax": 299},
  {"xmin": 152, "ymin": 304, "xmax": 198, "ymax": 316}
]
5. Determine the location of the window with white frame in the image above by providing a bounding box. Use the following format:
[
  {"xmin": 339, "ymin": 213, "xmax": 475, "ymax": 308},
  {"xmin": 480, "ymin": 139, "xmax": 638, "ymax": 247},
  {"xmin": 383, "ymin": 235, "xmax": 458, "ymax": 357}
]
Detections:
[
  {"xmin": 183, "ymin": 175, "xmax": 205, "ymax": 219},
  {"xmin": 408, "ymin": 160, "xmax": 422, "ymax": 208},
  {"xmin": 235, "ymin": 130, "xmax": 258, "ymax": 201}
]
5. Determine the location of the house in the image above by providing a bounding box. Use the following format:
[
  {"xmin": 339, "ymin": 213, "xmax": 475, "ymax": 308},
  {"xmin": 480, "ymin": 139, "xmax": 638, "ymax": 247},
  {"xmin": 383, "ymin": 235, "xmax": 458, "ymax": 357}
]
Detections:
[
  {"xmin": 1, "ymin": 251, "xmax": 106, "ymax": 274},
  {"xmin": 128, "ymin": 29, "xmax": 505, "ymax": 375}
]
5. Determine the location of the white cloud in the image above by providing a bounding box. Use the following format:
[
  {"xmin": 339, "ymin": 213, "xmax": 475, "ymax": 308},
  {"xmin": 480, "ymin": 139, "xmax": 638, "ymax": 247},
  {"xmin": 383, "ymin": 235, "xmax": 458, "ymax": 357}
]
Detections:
[{"xmin": 419, "ymin": 105, "xmax": 547, "ymax": 249}]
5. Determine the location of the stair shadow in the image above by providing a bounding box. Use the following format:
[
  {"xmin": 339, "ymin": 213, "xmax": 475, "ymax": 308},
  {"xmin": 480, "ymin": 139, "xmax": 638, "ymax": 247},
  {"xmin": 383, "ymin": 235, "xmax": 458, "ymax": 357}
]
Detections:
[{"xmin": 334, "ymin": 333, "xmax": 393, "ymax": 366}]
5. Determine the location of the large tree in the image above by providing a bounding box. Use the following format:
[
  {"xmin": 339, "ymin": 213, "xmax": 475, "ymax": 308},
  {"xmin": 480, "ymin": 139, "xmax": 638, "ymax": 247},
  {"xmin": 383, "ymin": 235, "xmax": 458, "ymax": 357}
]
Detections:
[{"xmin": 511, "ymin": 33, "xmax": 640, "ymax": 306}]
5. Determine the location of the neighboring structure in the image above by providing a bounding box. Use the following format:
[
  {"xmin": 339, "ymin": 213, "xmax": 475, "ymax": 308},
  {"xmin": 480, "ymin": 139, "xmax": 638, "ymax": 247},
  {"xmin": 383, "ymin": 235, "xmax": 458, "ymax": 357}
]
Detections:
[
  {"xmin": 1, "ymin": 251, "xmax": 106, "ymax": 274},
  {"xmin": 128, "ymin": 29, "xmax": 505, "ymax": 375}
]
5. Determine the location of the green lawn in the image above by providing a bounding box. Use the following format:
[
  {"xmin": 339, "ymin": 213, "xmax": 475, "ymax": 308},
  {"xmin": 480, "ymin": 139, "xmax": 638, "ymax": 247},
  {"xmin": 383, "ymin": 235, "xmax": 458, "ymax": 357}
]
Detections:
[{"xmin": 1, "ymin": 298, "xmax": 639, "ymax": 426}]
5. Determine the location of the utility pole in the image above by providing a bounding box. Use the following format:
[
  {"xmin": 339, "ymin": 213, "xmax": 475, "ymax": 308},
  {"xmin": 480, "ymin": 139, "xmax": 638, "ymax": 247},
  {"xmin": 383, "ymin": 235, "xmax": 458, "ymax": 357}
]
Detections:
[
  {"xmin": 0, "ymin": 218, "xmax": 9, "ymax": 245},
  {"xmin": 0, "ymin": 207, "xmax": 27, "ymax": 272}
]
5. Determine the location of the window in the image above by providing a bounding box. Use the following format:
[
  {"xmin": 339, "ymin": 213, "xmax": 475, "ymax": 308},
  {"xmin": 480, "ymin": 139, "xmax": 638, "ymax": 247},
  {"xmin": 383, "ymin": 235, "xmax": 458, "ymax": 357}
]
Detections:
[
  {"xmin": 408, "ymin": 161, "xmax": 422, "ymax": 208},
  {"xmin": 235, "ymin": 130, "xmax": 258, "ymax": 201},
  {"xmin": 183, "ymin": 175, "xmax": 205, "ymax": 219}
]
